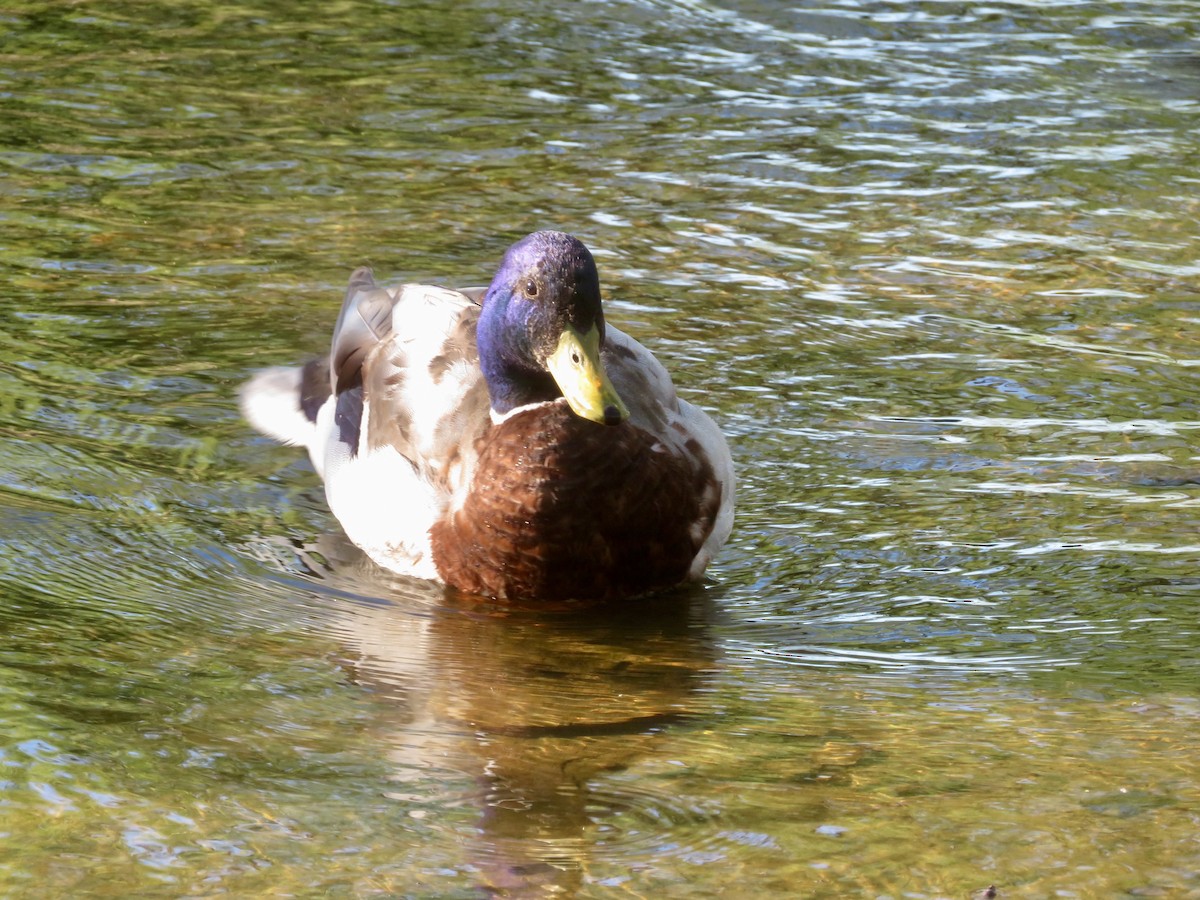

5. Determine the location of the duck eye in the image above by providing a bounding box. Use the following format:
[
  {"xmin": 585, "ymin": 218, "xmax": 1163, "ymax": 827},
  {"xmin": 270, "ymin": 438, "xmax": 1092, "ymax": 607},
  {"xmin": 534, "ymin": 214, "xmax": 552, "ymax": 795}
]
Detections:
[{"xmin": 523, "ymin": 280, "xmax": 538, "ymax": 298}]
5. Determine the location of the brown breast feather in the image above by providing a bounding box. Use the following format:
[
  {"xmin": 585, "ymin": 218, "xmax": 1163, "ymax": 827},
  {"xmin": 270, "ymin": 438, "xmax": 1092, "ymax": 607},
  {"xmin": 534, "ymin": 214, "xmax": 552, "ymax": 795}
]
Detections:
[{"xmin": 430, "ymin": 401, "xmax": 717, "ymax": 602}]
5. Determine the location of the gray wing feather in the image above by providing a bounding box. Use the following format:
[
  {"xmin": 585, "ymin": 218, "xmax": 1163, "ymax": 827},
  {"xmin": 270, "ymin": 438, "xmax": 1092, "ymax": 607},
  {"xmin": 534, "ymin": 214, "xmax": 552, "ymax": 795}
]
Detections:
[{"xmin": 331, "ymin": 267, "xmax": 397, "ymax": 394}]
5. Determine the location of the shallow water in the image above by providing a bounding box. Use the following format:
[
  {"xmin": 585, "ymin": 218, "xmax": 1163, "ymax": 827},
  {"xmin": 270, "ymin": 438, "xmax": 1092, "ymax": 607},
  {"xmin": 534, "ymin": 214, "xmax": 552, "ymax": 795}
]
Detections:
[{"xmin": 2, "ymin": 0, "xmax": 1200, "ymax": 896}]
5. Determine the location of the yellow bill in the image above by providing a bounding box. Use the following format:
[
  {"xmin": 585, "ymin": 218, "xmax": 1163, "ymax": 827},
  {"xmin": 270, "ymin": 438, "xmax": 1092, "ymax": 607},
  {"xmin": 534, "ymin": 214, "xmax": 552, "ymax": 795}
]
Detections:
[{"xmin": 546, "ymin": 324, "xmax": 629, "ymax": 426}]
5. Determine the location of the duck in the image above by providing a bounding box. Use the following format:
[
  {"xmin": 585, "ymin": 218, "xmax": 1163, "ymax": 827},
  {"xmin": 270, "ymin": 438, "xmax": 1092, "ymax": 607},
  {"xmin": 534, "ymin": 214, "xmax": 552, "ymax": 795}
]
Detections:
[{"xmin": 240, "ymin": 231, "xmax": 735, "ymax": 602}]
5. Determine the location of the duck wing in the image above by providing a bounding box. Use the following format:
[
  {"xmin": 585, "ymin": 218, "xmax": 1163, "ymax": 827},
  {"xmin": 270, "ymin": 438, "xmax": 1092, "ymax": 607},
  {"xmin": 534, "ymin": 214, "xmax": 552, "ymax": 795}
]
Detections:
[
  {"xmin": 603, "ymin": 325, "xmax": 736, "ymax": 576},
  {"xmin": 331, "ymin": 266, "xmax": 396, "ymax": 394},
  {"xmin": 326, "ymin": 269, "xmax": 489, "ymax": 488}
]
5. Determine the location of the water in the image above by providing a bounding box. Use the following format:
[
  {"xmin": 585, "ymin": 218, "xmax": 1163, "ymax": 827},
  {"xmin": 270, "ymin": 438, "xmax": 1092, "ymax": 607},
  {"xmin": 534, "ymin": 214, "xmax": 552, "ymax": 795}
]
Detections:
[{"xmin": 2, "ymin": 0, "xmax": 1200, "ymax": 896}]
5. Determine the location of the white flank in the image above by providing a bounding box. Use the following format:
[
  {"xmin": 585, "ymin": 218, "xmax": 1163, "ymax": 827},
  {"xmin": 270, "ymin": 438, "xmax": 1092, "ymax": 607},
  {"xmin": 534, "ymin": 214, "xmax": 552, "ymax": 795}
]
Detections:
[
  {"xmin": 316, "ymin": 394, "xmax": 442, "ymax": 580},
  {"xmin": 676, "ymin": 397, "xmax": 736, "ymax": 579}
]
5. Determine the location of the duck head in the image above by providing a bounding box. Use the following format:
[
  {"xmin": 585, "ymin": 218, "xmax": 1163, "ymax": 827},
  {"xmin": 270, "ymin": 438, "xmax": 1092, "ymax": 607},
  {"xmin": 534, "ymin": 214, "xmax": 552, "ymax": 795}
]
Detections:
[{"xmin": 477, "ymin": 231, "xmax": 629, "ymax": 426}]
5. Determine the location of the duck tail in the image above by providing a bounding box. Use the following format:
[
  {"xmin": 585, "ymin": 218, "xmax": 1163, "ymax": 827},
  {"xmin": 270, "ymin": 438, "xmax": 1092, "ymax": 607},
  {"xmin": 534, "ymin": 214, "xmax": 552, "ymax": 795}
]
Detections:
[{"xmin": 239, "ymin": 357, "xmax": 330, "ymax": 447}]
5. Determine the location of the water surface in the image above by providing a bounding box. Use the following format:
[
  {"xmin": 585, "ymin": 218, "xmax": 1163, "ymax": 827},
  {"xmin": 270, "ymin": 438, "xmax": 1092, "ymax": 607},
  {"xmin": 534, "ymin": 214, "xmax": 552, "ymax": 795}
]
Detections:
[{"xmin": 2, "ymin": 1, "xmax": 1200, "ymax": 896}]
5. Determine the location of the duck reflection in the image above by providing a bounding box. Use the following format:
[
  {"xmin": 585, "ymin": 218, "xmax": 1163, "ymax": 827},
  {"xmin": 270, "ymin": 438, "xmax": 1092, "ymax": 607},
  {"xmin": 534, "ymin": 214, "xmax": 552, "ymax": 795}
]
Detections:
[{"xmin": 313, "ymin": 547, "xmax": 719, "ymax": 896}]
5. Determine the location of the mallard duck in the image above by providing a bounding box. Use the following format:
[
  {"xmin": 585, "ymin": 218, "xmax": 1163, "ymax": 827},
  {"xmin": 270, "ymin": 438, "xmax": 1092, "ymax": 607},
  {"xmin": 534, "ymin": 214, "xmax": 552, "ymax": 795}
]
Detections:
[{"xmin": 240, "ymin": 231, "xmax": 735, "ymax": 601}]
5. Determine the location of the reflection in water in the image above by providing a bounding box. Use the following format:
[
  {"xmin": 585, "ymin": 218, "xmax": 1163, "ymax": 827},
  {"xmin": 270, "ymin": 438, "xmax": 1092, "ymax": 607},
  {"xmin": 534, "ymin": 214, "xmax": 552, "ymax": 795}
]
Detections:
[{"xmin": 314, "ymin": 545, "xmax": 717, "ymax": 896}]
